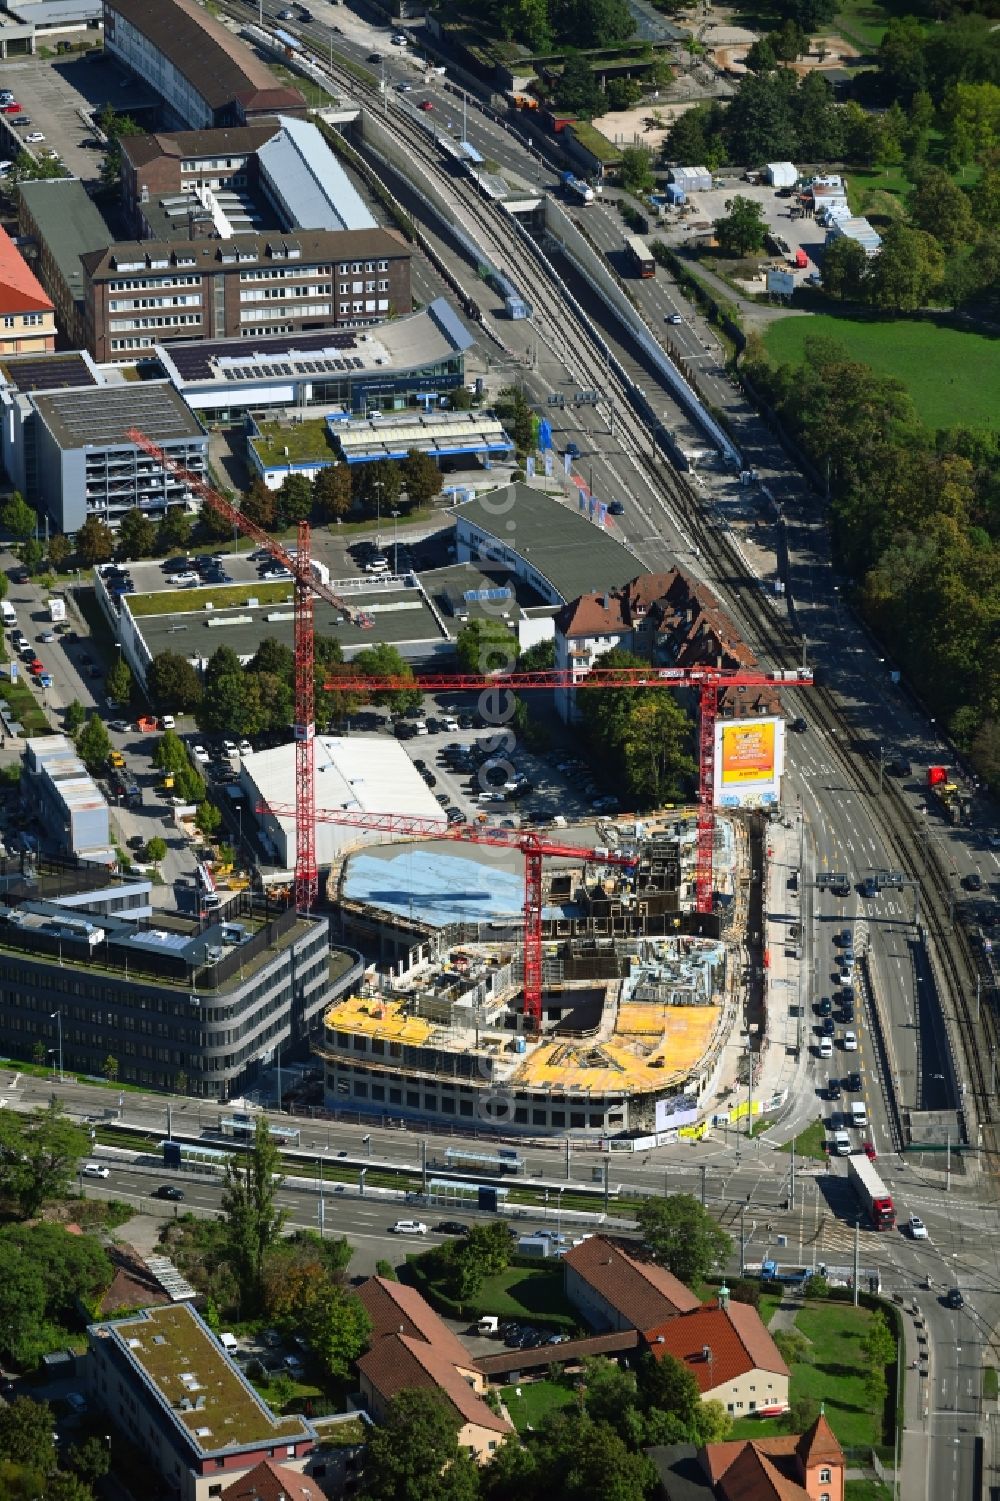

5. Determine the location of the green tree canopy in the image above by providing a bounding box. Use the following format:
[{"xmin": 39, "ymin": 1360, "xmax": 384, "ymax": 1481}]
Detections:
[
  {"xmin": 75, "ymin": 517, "xmax": 114, "ymax": 566},
  {"xmin": 0, "ymin": 1398, "xmax": 57, "ymax": 1475},
  {"xmin": 116, "ymin": 507, "xmax": 157, "ymax": 559},
  {"xmin": 713, "ymin": 194, "xmax": 768, "ymax": 257},
  {"xmin": 158, "ymin": 507, "xmax": 192, "ymax": 551},
  {"xmin": 107, "ymin": 657, "xmax": 132, "ymax": 706},
  {"xmin": 148, "ymin": 652, "xmax": 204, "ymax": 713},
  {"xmin": 456, "ymin": 618, "xmax": 518, "ymax": 676},
  {"xmin": 401, "ymin": 448, "xmax": 443, "ymax": 509},
  {"xmin": 0, "ymin": 493, "xmax": 35, "ymax": 541},
  {"xmin": 635, "ymin": 1193, "xmax": 732, "ymax": 1283},
  {"xmin": 221, "ymin": 1117, "xmax": 286, "ymax": 1311},
  {"xmin": 619, "ymin": 145, "xmax": 655, "ymax": 195},
  {"xmin": 313, "ymin": 463, "xmax": 353, "ymax": 521},
  {"xmin": 577, "ymin": 647, "xmax": 694, "ymax": 806},
  {"xmin": 350, "ymin": 642, "xmax": 423, "ymax": 714},
  {"xmin": 76, "ymin": 713, "xmax": 111, "ymax": 775},
  {"xmin": 555, "ymin": 53, "xmax": 603, "ymax": 117},
  {"xmin": 908, "ymin": 166, "xmax": 976, "ymax": 253},
  {"xmin": 364, "ymin": 1389, "xmax": 480, "ymax": 1501},
  {"xmin": 153, "ymin": 727, "xmax": 190, "ymax": 773},
  {"xmin": 0, "ymin": 1106, "xmax": 91, "ymax": 1221},
  {"xmin": 47, "ymin": 534, "xmax": 71, "ymax": 571}
]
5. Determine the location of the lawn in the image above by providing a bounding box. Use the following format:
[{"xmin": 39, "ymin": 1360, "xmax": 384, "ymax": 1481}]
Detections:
[
  {"xmin": 845, "ymin": 1482, "xmax": 892, "ymax": 1501},
  {"xmin": 777, "ymin": 1118, "xmax": 828, "ymax": 1161},
  {"xmin": 250, "ymin": 417, "xmax": 336, "ymax": 468},
  {"xmin": 126, "ymin": 581, "xmax": 294, "ymax": 617},
  {"xmin": 728, "ymin": 1302, "xmax": 888, "ymax": 1449},
  {"xmin": 0, "ymin": 676, "xmax": 49, "ymax": 734},
  {"xmin": 469, "ymin": 1265, "xmax": 579, "ymax": 1328},
  {"xmin": 763, "ymin": 313, "xmax": 1000, "ymax": 434},
  {"xmin": 500, "ymin": 1375, "xmax": 580, "ymax": 1432}
]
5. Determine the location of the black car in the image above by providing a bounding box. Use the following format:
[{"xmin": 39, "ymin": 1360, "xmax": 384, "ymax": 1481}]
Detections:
[
  {"xmin": 888, "ymin": 757, "xmax": 912, "ymax": 778},
  {"xmin": 153, "ymin": 1185, "xmax": 184, "ymax": 1201},
  {"xmin": 607, "ymin": 500, "xmax": 625, "ymax": 516},
  {"xmin": 436, "ymin": 1221, "xmax": 469, "ymax": 1236},
  {"xmin": 964, "ymin": 872, "xmax": 983, "ymax": 892},
  {"xmin": 790, "ymin": 717, "xmax": 808, "ymax": 733},
  {"xmin": 503, "ymin": 1326, "xmax": 523, "ymax": 1347},
  {"xmin": 819, "ymin": 1016, "xmax": 835, "ymax": 1035},
  {"xmin": 458, "ymin": 714, "xmax": 475, "ymax": 729},
  {"xmin": 839, "ymin": 1003, "xmax": 855, "ymax": 1024},
  {"xmin": 946, "ymin": 1287, "xmax": 964, "ymax": 1309},
  {"xmin": 846, "ymin": 1071, "xmax": 862, "ymax": 1092},
  {"xmin": 827, "ymin": 1078, "xmax": 842, "ymax": 1100},
  {"xmin": 816, "ymin": 996, "xmax": 832, "ymax": 1017}
]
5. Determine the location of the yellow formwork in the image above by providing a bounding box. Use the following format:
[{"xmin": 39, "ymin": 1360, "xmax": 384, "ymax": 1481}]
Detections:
[
  {"xmin": 324, "ymin": 993, "xmax": 433, "ymax": 1047},
  {"xmin": 511, "ymin": 1003, "xmax": 721, "ymax": 1093}
]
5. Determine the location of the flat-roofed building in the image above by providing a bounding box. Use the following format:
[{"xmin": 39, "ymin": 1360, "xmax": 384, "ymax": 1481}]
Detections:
[
  {"xmin": 0, "ymin": 224, "xmax": 54, "ymax": 355},
  {"xmin": 29, "ymin": 381, "xmax": 208, "ymax": 534},
  {"xmin": 86, "ymin": 1303, "xmax": 317, "ymax": 1501},
  {"xmin": 16, "ymin": 179, "xmax": 111, "ymax": 347},
  {"xmin": 102, "ymin": 0, "xmax": 305, "ymax": 129},
  {"xmin": 22, "ymin": 734, "xmax": 112, "ymax": 862},
  {"xmin": 82, "ymin": 228, "xmax": 411, "ymax": 362}
]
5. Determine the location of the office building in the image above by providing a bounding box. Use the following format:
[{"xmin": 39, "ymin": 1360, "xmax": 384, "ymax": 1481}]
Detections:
[
  {"xmin": 119, "ymin": 116, "xmax": 375, "ymax": 243},
  {"xmin": 86, "ymin": 1303, "xmax": 317, "ymax": 1501},
  {"xmin": 16, "ymin": 179, "xmax": 111, "ymax": 348},
  {"xmin": 29, "ymin": 381, "xmax": 207, "ymax": 534},
  {"xmin": 82, "ymin": 228, "xmax": 411, "ymax": 362},
  {"xmin": 102, "ymin": 0, "xmax": 305, "ymax": 130},
  {"xmin": 22, "ymin": 735, "xmax": 113, "ymax": 863}
]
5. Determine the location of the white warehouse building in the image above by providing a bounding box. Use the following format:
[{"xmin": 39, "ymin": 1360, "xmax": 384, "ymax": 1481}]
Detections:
[{"xmin": 243, "ymin": 735, "xmax": 447, "ymax": 871}]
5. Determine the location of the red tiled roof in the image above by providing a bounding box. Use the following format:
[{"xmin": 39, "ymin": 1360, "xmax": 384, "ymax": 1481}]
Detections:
[
  {"xmin": 358, "ymin": 1335, "xmax": 511, "ymax": 1434},
  {"xmin": 0, "ymin": 226, "xmax": 53, "ymax": 316},
  {"xmin": 795, "ymin": 1412, "xmax": 842, "ymax": 1467},
  {"xmin": 356, "ymin": 1277, "xmax": 473, "ymax": 1368},
  {"xmin": 714, "ymin": 1445, "xmax": 810, "ymax": 1501},
  {"xmin": 563, "ymin": 1235, "xmax": 700, "ymax": 1330},
  {"xmin": 219, "ymin": 1459, "xmax": 319, "ymax": 1501},
  {"xmin": 644, "ymin": 1301, "xmax": 789, "ymax": 1392}
]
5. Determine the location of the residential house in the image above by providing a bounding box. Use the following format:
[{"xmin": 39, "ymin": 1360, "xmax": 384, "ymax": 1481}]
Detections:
[
  {"xmin": 647, "ymin": 1411, "xmax": 845, "ymax": 1501},
  {"xmin": 562, "ymin": 1234, "xmax": 700, "ymax": 1333},
  {"xmin": 643, "ymin": 1287, "xmax": 790, "ymax": 1417},
  {"xmin": 0, "ymin": 224, "xmax": 54, "ymax": 355}
]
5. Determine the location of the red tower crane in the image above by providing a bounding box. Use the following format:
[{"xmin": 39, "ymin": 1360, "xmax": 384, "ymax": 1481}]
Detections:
[
  {"xmin": 125, "ymin": 429, "xmax": 375, "ymax": 913},
  {"xmin": 257, "ymin": 803, "xmax": 637, "ymax": 1028},
  {"xmin": 322, "ymin": 665, "xmax": 813, "ymax": 914}
]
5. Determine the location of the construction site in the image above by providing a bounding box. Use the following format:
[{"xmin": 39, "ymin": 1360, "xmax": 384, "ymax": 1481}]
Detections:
[{"xmin": 319, "ymin": 811, "xmax": 749, "ymax": 1137}]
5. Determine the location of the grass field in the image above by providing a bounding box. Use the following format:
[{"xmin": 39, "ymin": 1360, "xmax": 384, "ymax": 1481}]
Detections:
[
  {"xmin": 728, "ymin": 1302, "xmax": 887, "ymax": 1448},
  {"xmin": 471, "ymin": 1266, "xmax": 579, "ymax": 1327},
  {"xmin": 777, "ymin": 1118, "xmax": 829, "ymax": 1161},
  {"xmin": 763, "ymin": 313, "xmax": 1000, "ymax": 433},
  {"xmin": 501, "ymin": 1375, "xmax": 580, "ymax": 1432},
  {"xmin": 845, "ymin": 1482, "xmax": 892, "ymax": 1501}
]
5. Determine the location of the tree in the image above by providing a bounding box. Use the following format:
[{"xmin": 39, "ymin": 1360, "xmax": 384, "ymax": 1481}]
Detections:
[
  {"xmin": 0, "ymin": 493, "xmax": 35, "ymax": 541},
  {"xmin": 690, "ymin": 1399, "xmax": 732, "ymax": 1445},
  {"xmin": 148, "ymin": 651, "xmax": 203, "ymax": 712},
  {"xmin": 0, "ymin": 1399, "xmax": 56, "ymax": 1475},
  {"xmin": 635, "ymin": 1194, "xmax": 732, "ymax": 1283},
  {"xmin": 866, "ymin": 222, "xmax": 944, "ymax": 311},
  {"xmin": 841, "ymin": 101, "xmax": 884, "ymax": 167},
  {"xmin": 666, "ymin": 100, "xmax": 727, "ymax": 166},
  {"xmin": 639, "ymin": 1349, "xmax": 701, "ymax": 1423},
  {"xmin": 0, "ymin": 1106, "xmax": 90, "ymax": 1219},
  {"xmin": 67, "ymin": 1437, "xmax": 109, "ymax": 1488},
  {"xmin": 820, "ymin": 235, "xmax": 868, "ymax": 301},
  {"xmin": 501, "ymin": 0, "xmax": 551, "ymax": 50},
  {"xmin": 781, "ymin": 1396, "xmax": 819, "ymax": 1434},
  {"xmin": 517, "ymin": 637, "xmax": 556, "ymax": 672},
  {"xmin": 75, "ymin": 516, "xmax": 114, "ymax": 566},
  {"xmin": 909, "ymin": 167, "xmax": 976, "ymax": 253},
  {"xmin": 196, "ymin": 799, "xmax": 222, "ymax": 839},
  {"xmin": 876, "ymin": 16, "xmax": 927, "ymax": 105},
  {"xmin": 97, "ymin": 105, "xmax": 143, "ymax": 191},
  {"xmin": 63, "ymin": 700, "xmax": 86, "ymax": 735},
  {"xmin": 350, "ymin": 642, "xmax": 423, "ymax": 714},
  {"xmin": 555, "ymin": 53, "xmax": 603, "ymax": 118},
  {"xmin": 154, "ymin": 726, "xmax": 190, "ymax": 773},
  {"xmin": 363, "ymin": 1389, "xmax": 480, "ymax": 1501},
  {"xmin": 581, "ymin": 1356, "xmax": 641, "ymax": 1441},
  {"xmin": 173, "ymin": 764, "xmax": 206, "ymax": 804},
  {"xmin": 241, "ymin": 476, "xmax": 278, "ymax": 531},
  {"xmin": 400, "ymin": 449, "xmax": 443, "ymax": 508},
  {"xmin": 76, "ymin": 713, "xmax": 111, "ymax": 775},
  {"xmin": 713, "ymin": 195, "xmax": 767, "ymax": 257},
  {"xmin": 774, "ymin": 0, "xmax": 834, "ymax": 29},
  {"xmin": 102, "ymin": 1055, "xmax": 118, "ymax": 1083},
  {"xmin": 605, "ymin": 77, "xmax": 643, "ymax": 111},
  {"xmin": 497, "ymin": 386, "xmax": 535, "ymax": 453},
  {"xmin": 117, "ymin": 507, "xmax": 156, "ymax": 559},
  {"xmin": 158, "ymin": 507, "xmax": 192, "ymax": 551},
  {"xmin": 304, "ymin": 1284, "xmax": 372, "ymax": 1379},
  {"xmin": 558, "ymin": 0, "xmax": 634, "ymax": 47},
  {"xmin": 577, "ymin": 648, "xmax": 694, "ymax": 807},
  {"xmin": 802, "ymin": 1273, "xmax": 828, "ymax": 1298},
  {"xmin": 145, "ymin": 836, "xmax": 167, "ymax": 864},
  {"xmin": 47, "ymin": 534, "xmax": 71, "ymax": 571},
  {"xmin": 744, "ymin": 37, "xmax": 777, "ymax": 73},
  {"xmin": 724, "ymin": 71, "xmax": 798, "ymax": 163},
  {"xmin": 353, "ymin": 459, "xmax": 402, "ymax": 519},
  {"xmin": 313, "ymin": 463, "xmax": 353, "ymax": 521},
  {"xmin": 250, "ymin": 637, "xmax": 294, "ymax": 680},
  {"xmin": 862, "ymin": 1309, "xmax": 896, "ymax": 1372},
  {"xmin": 456, "ymin": 618, "xmax": 517, "ymax": 676},
  {"xmin": 277, "ymin": 473, "xmax": 313, "ymax": 526},
  {"xmin": 794, "ymin": 71, "xmax": 842, "ymax": 160},
  {"xmin": 771, "ymin": 18, "xmax": 806, "ymax": 60},
  {"xmin": 221, "ymin": 1117, "xmax": 286, "ymax": 1309},
  {"xmin": 619, "ymin": 145, "xmax": 655, "ymax": 195},
  {"xmin": 107, "ymin": 657, "xmax": 132, "ymax": 705},
  {"xmin": 21, "ymin": 539, "xmax": 43, "ymax": 575}
]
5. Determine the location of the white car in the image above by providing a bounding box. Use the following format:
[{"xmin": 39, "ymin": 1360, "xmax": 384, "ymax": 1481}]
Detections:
[
  {"xmin": 174, "ymin": 571, "xmax": 199, "ymax": 586},
  {"xmin": 238, "ymin": 739, "xmax": 252, "ymax": 757},
  {"xmin": 412, "ymin": 721, "xmax": 429, "ymax": 735},
  {"xmin": 843, "ymin": 1030, "xmax": 858, "ymax": 1051},
  {"xmin": 222, "ymin": 739, "xmax": 238, "ymax": 756},
  {"xmin": 160, "ymin": 715, "xmax": 176, "ymax": 730},
  {"xmin": 818, "ymin": 1036, "xmax": 833, "ymax": 1058},
  {"xmin": 82, "ymin": 1162, "xmax": 110, "ymax": 1179},
  {"xmin": 909, "ymin": 1216, "xmax": 928, "ymax": 1240},
  {"xmin": 192, "ymin": 744, "xmax": 210, "ymax": 765},
  {"xmin": 0, "ymin": 160, "xmax": 12, "ymax": 174},
  {"xmin": 24, "ymin": 132, "xmax": 45, "ymax": 144},
  {"xmin": 442, "ymin": 717, "xmax": 460, "ymax": 732},
  {"xmin": 666, "ymin": 313, "xmax": 683, "ymax": 324},
  {"xmin": 391, "ymin": 1219, "xmax": 428, "ymax": 1234}
]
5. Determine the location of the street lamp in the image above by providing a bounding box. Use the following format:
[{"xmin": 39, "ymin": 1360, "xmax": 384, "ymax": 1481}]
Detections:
[
  {"xmin": 362, "ymin": 1133, "xmax": 372, "ymax": 1159},
  {"xmin": 391, "ymin": 508, "xmax": 400, "ymax": 574},
  {"xmin": 50, "ymin": 1009, "xmax": 63, "ymax": 1080}
]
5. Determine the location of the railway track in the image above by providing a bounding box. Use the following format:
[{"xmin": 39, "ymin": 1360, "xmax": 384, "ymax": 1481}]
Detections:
[{"xmin": 224, "ymin": 6, "xmax": 988, "ymax": 1151}]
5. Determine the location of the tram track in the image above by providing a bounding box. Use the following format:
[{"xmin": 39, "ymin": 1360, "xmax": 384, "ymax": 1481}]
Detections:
[{"xmin": 225, "ymin": 4, "xmax": 988, "ymax": 1149}]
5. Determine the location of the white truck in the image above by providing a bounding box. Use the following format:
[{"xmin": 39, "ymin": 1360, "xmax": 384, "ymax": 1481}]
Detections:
[
  {"xmin": 0, "ymin": 601, "xmax": 16, "ymax": 627},
  {"xmin": 47, "ymin": 597, "xmax": 66, "ymax": 623}
]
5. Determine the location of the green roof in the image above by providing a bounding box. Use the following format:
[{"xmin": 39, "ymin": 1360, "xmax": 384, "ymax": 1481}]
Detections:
[
  {"xmin": 566, "ymin": 122, "xmax": 622, "ymax": 165},
  {"xmin": 90, "ymin": 1303, "xmax": 313, "ymax": 1455},
  {"xmin": 251, "ymin": 417, "xmax": 337, "ymax": 468}
]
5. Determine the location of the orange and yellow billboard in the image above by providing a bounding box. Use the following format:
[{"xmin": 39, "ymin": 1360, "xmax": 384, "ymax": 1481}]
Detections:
[{"xmin": 714, "ymin": 717, "xmax": 784, "ymax": 807}]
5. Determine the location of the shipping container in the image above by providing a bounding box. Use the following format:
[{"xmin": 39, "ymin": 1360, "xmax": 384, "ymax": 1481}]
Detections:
[{"xmin": 623, "ymin": 233, "xmax": 655, "ymax": 278}]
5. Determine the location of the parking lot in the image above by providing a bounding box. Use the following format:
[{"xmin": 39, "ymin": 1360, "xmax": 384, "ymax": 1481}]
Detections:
[
  {"xmin": 663, "ymin": 177, "xmax": 827, "ymax": 278},
  {"xmin": 0, "ymin": 50, "xmax": 158, "ymax": 187}
]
